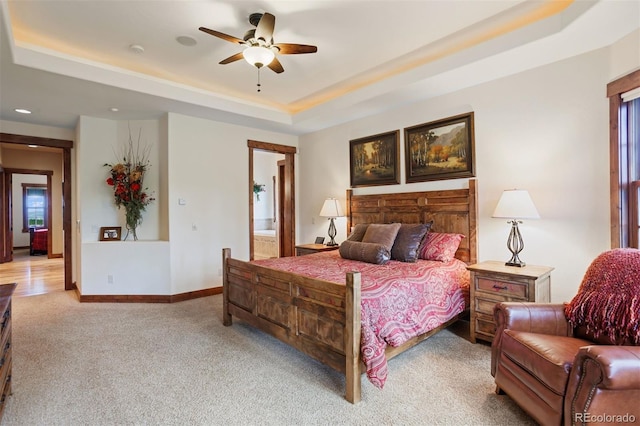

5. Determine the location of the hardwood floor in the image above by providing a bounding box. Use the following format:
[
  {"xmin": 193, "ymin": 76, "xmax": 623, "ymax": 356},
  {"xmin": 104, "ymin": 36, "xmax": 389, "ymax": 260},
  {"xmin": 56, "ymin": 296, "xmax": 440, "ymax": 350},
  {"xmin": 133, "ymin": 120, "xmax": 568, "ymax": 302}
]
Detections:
[{"xmin": 0, "ymin": 248, "xmax": 65, "ymax": 297}]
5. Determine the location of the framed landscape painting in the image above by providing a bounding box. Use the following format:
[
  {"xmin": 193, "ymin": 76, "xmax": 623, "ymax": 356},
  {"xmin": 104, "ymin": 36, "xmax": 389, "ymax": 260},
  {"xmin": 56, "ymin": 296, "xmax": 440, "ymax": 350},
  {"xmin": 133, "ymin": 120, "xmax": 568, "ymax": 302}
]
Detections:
[
  {"xmin": 350, "ymin": 130, "xmax": 400, "ymax": 188},
  {"xmin": 404, "ymin": 112, "xmax": 475, "ymax": 183}
]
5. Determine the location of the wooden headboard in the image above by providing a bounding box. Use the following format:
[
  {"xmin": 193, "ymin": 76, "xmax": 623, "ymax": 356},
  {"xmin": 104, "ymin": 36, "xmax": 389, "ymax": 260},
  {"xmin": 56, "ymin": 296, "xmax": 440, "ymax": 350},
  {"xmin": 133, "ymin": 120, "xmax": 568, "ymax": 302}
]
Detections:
[{"xmin": 346, "ymin": 179, "xmax": 478, "ymax": 264}]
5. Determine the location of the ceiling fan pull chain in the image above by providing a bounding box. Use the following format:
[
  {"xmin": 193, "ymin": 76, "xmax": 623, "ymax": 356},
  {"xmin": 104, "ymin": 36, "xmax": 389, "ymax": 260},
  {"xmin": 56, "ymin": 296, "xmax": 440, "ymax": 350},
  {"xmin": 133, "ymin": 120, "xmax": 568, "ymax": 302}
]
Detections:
[{"xmin": 257, "ymin": 68, "xmax": 262, "ymax": 92}]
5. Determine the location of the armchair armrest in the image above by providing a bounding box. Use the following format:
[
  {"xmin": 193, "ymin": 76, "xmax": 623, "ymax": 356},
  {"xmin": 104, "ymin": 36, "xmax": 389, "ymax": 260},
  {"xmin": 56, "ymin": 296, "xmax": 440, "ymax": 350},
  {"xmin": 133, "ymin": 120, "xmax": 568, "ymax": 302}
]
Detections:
[
  {"xmin": 491, "ymin": 302, "xmax": 570, "ymax": 376},
  {"xmin": 565, "ymin": 346, "xmax": 640, "ymax": 422},
  {"xmin": 572, "ymin": 346, "xmax": 640, "ymax": 389},
  {"xmin": 494, "ymin": 302, "xmax": 570, "ymax": 335}
]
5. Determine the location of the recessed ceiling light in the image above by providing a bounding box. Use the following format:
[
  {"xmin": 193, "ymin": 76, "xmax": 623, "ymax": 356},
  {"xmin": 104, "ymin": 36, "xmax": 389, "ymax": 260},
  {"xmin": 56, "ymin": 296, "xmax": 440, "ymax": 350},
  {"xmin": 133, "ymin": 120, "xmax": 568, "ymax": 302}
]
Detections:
[
  {"xmin": 129, "ymin": 44, "xmax": 145, "ymax": 54},
  {"xmin": 176, "ymin": 35, "xmax": 197, "ymax": 47},
  {"xmin": 15, "ymin": 108, "xmax": 31, "ymax": 114},
  {"xmin": 110, "ymin": 107, "xmax": 119, "ymax": 112},
  {"xmin": 28, "ymin": 145, "xmax": 38, "ymax": 148}
]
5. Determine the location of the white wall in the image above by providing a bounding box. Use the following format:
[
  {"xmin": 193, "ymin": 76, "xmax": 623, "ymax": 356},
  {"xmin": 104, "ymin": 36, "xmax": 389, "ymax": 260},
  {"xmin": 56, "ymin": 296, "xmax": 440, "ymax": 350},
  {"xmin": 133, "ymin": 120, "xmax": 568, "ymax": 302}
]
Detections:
[
  {"xmin": 11, "ymin": 173, "xmax": 47, "ymax": 247},
  {"xmin": 0, "ymin": 120, "xmax": 75, "ymax": 141},
  {"xmin": 608, "ymin": 28, "xmax": 640, "ymax": 81},
  {"xmin": 78, "ymin": 118, "xmax": 163, "ymax": 242},
  {"xmin": 77, "ymin": 117, "xmax": 169, "ymax": 294},
  {"xmin": 166, "ymin": 113, "xmax": 298, "ymax": 295},
  {"xmin": 299, "ymin": 44, "xmax": 636, "ymax": 304}
]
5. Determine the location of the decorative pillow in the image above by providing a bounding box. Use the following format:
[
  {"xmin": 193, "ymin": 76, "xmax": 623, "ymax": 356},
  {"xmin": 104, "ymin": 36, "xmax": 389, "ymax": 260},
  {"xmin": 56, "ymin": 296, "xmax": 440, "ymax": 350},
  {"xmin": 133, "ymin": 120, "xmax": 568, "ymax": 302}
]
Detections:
[
  {"xmin": 339, "ymin": 241, "xmax": 391, "ymax": 265},
  {"xmin": 391, "ymin": 223, "xmax": 432, "ymax": 262},
  {"xmin": 418, "ymin": 232, "xmax": 464, "ymax": 262},
  {"xmin": 347, "ymin": 224, "xmax": 369, "ymax": 242},
  {"xmin": 361, "ymin": 223, "xmax": 402, "ymax": 251},
  {"xmin": 565, "ymin": 248, "xmax": 640, "ymax": 345}
]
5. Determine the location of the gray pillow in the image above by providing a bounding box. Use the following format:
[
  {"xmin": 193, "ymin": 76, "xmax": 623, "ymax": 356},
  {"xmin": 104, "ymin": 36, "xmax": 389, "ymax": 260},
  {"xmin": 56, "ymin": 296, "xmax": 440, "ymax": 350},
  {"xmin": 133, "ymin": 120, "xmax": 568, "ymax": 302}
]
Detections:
[
  {"xmin": 391, "ymin": 223, "xmax": 432, "ymax": 262},
  {"xmin": 361, "ymin": 223, "xmax": 401, "ymax": 251},
  {"xmin": 339, "ymin": 241, "xmax": 391, "ymax": 264},
  {"xmin": 347, "ymin": 224, "xmax": 369, "ymax": 242}
]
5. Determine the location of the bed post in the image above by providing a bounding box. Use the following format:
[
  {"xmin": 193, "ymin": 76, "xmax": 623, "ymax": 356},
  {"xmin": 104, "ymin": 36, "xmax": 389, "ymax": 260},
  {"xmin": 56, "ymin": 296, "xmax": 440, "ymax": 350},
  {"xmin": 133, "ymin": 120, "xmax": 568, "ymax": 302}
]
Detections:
[
  {"xmin": 222, "ymin": 248, "xmax": 232, "ymax": 326},
  {"xmin": 345, "ymin": 270, "xmax": 362, "ymax": 404},
  {"xmin": 346, "ymin": 189, "xmax": 353, "ymax": 236},
  {"xmin": 468, "ymin": 179, "xmax": 478, "ymax": 264}
]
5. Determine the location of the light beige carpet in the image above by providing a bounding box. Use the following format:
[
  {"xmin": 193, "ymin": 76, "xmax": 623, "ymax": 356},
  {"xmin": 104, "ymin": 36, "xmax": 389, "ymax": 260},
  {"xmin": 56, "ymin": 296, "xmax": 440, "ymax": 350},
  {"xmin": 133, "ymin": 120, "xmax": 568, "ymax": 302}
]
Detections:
[{"xmin": 3, "ymin": 291, "xmax": 534, "ymax": 425}]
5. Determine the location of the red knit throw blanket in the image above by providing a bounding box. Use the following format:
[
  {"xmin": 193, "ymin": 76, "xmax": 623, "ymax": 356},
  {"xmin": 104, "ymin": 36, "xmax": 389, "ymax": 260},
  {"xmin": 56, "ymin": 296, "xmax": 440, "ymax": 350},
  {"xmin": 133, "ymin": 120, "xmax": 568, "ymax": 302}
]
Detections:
[{"xmin": 565, "ymin": 248, "xmax": 640, "ymax": 345}]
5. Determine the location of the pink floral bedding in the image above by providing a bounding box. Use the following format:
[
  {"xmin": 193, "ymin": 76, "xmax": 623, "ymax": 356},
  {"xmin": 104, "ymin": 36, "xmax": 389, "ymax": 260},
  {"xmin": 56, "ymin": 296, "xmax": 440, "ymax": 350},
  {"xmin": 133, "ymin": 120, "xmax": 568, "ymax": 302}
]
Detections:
[{"xmin": 252, "ymin": 250, "xmax": 470, "ymax": 388}]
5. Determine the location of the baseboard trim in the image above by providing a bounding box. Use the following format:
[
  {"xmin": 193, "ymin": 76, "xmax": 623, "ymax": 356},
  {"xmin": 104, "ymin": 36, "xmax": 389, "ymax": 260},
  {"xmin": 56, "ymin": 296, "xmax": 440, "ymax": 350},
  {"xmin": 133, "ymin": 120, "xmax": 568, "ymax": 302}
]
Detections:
[
  {"xmin": 49, "ymin": 253, "xmax": 63, "ymax": 259},
  {"xmin": 78, "ymin": 287, "xmax": 222, "ymax": 303}
]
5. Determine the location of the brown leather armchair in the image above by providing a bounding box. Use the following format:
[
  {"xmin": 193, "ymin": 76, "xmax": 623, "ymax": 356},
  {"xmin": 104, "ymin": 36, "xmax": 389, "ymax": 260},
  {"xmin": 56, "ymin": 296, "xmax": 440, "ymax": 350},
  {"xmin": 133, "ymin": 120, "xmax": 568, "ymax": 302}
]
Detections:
[{"xmin": 491, "ymin": 249, "xmax": 640, "ymax": 426}]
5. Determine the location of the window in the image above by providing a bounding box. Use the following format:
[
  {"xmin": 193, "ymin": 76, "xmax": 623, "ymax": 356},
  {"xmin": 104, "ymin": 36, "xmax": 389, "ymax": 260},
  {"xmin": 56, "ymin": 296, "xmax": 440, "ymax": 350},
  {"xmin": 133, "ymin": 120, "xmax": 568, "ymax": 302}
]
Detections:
[
  {"xmin": 22, "ymin": 184, "xmax": 47, "ymax": 232},
  {"xmin": 608, "ymin": 69, "xmax": 640, "ymax": 248}
]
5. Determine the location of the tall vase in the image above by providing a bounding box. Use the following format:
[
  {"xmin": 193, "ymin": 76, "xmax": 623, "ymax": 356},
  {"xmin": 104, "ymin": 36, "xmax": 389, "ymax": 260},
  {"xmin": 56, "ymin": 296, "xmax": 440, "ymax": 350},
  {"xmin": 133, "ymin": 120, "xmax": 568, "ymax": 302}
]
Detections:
[
  {"xmin": 124, "ymin": 205, "xmax": 141, "ymax": 241},
  {"xmin": 125, "ymin": 223, "xmax": 138, "ymax": 241}
]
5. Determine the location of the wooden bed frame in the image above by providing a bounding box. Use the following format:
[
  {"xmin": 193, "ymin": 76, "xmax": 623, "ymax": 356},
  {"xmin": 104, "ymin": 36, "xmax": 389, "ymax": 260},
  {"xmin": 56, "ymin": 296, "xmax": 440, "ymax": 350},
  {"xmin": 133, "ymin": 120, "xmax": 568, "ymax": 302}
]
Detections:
[{"xmin": 222, "ymin": 179, "xmax": 477, "ymax": 403}]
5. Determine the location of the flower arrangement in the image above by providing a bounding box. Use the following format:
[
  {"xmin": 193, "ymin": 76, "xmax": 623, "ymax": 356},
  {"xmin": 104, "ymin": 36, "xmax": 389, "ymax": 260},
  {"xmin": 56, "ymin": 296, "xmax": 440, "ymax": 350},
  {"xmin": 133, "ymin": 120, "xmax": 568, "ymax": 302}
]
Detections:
[
  {"xmin": 104, "ymin": 129, "xmax": 154, "ymax": 240},
  {"xmin": 253, "ymin": 181, "xmax": 266, "ymax": 201}
]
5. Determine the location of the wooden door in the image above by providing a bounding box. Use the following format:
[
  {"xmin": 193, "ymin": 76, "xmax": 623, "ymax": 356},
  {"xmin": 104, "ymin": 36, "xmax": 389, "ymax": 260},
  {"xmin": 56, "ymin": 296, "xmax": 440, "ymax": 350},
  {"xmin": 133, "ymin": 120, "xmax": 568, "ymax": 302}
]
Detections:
[{"xmin": 0, "ymin": 172, "xmax": 13, "ymax": 263}]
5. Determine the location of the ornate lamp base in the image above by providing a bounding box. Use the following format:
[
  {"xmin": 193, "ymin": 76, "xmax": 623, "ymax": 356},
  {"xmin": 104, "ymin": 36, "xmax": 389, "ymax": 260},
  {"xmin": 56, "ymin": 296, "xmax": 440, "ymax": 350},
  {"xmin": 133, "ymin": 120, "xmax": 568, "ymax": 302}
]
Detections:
[
  {"xmin": 326, "ymin": 217, "xmax": 338, "ymax": 246},
  {"xmin": 505, "ymin": 220, "xmax": 526, "ymax": 267}
]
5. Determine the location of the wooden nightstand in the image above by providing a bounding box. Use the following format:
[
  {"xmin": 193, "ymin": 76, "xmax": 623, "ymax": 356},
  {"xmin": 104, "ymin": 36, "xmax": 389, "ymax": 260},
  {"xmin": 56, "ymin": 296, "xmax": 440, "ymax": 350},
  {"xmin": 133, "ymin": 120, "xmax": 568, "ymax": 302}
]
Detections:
[
  {"xmin": 295, "ymin": 244, "xmax": 340, "ymax": 256},
  {"xmin": 467, "ymin": 261, "xmax": 553, "ymax": 344}
]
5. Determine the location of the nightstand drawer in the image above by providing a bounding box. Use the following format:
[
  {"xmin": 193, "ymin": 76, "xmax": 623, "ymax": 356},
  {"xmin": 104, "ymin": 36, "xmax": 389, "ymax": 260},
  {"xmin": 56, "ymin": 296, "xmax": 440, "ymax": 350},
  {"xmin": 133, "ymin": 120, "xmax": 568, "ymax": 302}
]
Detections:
[
  {"xmin": 474, "ymin": 296, "xmax": 502, "ymax": 316},
  {"xmin": 474, "ymin": 313, "xmax": 497, "ymax": 338},
  {"xmin": 476, "ymin": 278, "xmax": 527, "ymax": 299}
]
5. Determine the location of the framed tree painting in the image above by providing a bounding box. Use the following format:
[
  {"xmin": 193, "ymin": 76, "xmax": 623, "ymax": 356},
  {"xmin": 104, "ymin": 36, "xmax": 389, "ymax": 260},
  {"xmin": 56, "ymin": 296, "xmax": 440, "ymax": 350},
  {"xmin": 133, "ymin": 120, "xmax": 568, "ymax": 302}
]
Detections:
[
  {"xmin": 404, "ymin": 112, "xmax": 475, "ymax": 183},
  {"xmin": 350, "ymin": 130, "xmax": 400, "ymax": 187}
]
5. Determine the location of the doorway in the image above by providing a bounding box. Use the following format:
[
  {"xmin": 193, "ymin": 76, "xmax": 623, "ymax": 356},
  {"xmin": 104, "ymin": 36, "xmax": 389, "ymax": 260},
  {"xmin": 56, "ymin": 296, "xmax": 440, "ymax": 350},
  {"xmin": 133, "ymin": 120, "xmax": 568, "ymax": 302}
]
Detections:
[
  {"xmin": 3, "ymin": 170, "xmax": 54, "ymax": 259},
  {"xmin": 0, "ymin": 133, "xmax": 73, "ymax": 291},
  {"xmin": 248, "ymin": 140, "xmax": 296, "ymax": 260}
]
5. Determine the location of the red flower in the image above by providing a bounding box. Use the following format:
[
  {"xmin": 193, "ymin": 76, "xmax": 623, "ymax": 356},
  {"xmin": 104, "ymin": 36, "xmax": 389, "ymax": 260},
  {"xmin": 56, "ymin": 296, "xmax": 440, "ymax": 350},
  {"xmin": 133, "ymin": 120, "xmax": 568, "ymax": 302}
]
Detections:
[
  {"xmin": 106, "ymin": 177, "xmax": 114, "ymax": 186},
  {"xmin": 131, "ymin": 182, "xmax": 141, "ymax": 192}
]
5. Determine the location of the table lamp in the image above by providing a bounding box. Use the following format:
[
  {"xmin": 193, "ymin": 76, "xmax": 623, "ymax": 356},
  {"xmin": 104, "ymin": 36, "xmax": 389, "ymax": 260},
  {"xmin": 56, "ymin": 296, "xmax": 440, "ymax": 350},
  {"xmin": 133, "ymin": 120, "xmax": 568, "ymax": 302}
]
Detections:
[
  {"xmin": 319, "ymin": 198, "xmax": 344, "ymax": 246},
  {"xmin": 492, "ymin": 189, "xmax": 540, "ymax": 267}
]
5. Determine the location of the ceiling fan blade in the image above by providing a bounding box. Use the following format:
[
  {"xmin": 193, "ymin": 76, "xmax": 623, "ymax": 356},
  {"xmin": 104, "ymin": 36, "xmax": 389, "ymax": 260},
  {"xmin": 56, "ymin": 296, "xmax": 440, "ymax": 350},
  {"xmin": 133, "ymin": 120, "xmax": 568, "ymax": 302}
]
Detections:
[
  {"xmin": 198, "ymin": 27, "xmax": 244, "ymax": 45},
  {"xmin": 255, "ymin": 13, "xmax": 275, "ymax": 43},
  {"xmin": 273, "ymin": 43, "xmax": 317, "ymax": 55},
  {"xmin": 219, "ymin": 52, "xmax": 244, "ymax": 65},
  {"xmin": 267, "ymin": 57, "xmax": 284, "ymax": 74}
]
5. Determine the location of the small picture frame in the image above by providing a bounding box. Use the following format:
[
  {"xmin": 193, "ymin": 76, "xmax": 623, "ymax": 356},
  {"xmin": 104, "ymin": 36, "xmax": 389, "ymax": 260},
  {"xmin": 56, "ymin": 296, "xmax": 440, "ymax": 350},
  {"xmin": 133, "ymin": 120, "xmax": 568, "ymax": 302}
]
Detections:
[
  {"xmin": 314, "ymin": 236, "xmax": 325, "ymax": 244},
  {"xmin": 99, "ymin": 226, "xmax": 122, "ymax": 241}
]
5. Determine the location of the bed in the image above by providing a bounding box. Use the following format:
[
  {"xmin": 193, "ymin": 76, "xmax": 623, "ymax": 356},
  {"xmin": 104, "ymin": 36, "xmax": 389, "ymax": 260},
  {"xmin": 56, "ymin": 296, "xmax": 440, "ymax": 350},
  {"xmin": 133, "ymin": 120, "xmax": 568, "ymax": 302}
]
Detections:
[{"xmin": 222, "ymin": 179, "xmax": 477, "ymax": 403}]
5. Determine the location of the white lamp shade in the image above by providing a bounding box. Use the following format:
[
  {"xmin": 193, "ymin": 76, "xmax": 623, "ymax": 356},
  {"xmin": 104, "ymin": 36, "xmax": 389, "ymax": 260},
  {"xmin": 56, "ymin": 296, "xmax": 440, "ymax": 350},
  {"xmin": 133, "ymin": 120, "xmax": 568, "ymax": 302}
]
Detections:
[
  {"xmin": 492, "ymin": 189, "xmax": 540, "ymax": 219},
  {"xmin": 319, "ymin": 198, "xmax": 344, "ymax": 218},
  {"xmin": 243, "ymin": 46, "xmax": 275, "ymax": 68}
]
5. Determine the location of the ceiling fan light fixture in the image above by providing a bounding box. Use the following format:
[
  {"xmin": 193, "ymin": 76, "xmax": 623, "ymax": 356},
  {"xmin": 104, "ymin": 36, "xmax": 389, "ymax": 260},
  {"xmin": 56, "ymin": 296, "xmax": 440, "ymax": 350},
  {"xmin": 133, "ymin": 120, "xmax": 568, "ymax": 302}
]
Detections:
[{"xmin": 243, "ymin": 46, "xmax": 275, "ymax": 68}]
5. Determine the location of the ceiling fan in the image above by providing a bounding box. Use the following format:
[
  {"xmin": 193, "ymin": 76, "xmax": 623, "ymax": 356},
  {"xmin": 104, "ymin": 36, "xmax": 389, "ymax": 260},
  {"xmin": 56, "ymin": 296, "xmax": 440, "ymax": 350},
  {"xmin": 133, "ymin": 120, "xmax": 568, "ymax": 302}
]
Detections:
[{"xmin": 199, "ymin": 12, "xmax": 317, "ymax": 78}]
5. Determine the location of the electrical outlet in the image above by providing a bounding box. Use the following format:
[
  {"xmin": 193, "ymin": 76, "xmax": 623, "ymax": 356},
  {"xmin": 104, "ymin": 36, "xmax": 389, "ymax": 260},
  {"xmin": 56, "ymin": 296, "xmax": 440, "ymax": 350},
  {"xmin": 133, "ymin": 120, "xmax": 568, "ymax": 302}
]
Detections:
[
  {"xmin": 107, "ymin": 274, "xmax": 114, "ymax": 284},
  {"xmin": 311, "ymin": 217, "xmax": 315, "ymax": 224},
  {"xmin": 192, "ymin": 224, "xmax": 197, "ymax": 231}
]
